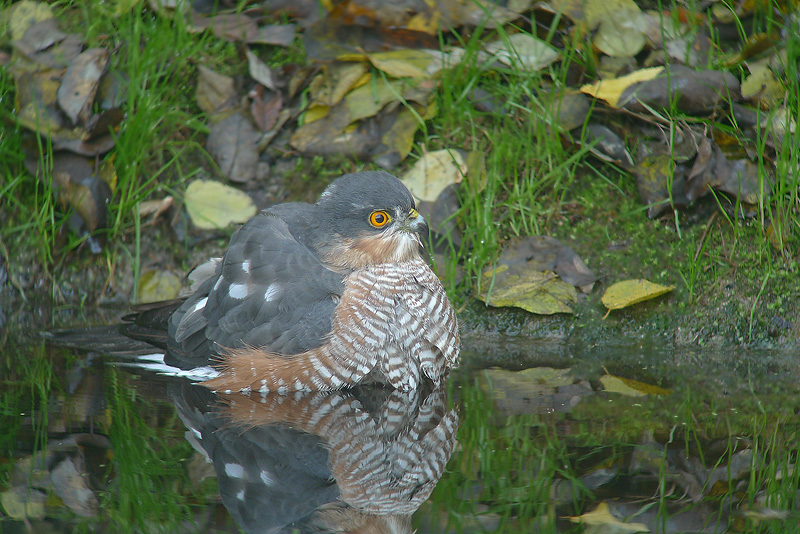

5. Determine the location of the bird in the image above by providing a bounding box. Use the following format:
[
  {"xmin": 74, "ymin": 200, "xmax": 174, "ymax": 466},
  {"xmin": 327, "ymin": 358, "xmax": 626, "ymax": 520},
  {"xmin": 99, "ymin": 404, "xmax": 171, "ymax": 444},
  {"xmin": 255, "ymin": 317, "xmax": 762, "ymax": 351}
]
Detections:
[{"xmin": 125, "ymin": 170, "xmax": 460, "ymax": 394}]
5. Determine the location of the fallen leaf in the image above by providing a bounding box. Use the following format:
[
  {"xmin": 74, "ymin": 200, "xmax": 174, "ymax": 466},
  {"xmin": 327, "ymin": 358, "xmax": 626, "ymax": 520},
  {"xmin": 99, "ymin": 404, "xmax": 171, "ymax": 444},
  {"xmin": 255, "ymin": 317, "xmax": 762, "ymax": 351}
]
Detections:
[
  {"xmin": 600, "ymin": 373, "xmax": 672, "ymax": 396},
  {"xmin": 246, "ymin": 23, "xmax": 296, "ymax": 46},
  {"xmin": 602, "ymin": 279, "xmax": 675, "ymax": 312},
  {"xmin": 580, "ymin": 67, "xmax": 663, "ymax": 108},
  {"xmin": 206, "ymin": 112, "xmax": 260, "ymax": 183},
  {"xmin": 195, "ymin": 65, "xmax": 236, "ymax": 114},
  {"xmin": 245, "ymin": 48, "xmax": 276, "ymax": 90},
  {"xmin": 367, "ymin": 49, "xmax": 434, "ymax": 78},
  {"xmin": 619, "ymin": 66, "xmax": 741, "ymax": 114},
  {"xmin": 308, "ymin": 62, "xmax": 369, "ymax": 109},
  {"xmin": 57, "ymin": 48, "xmax": 110, "ymax": 125},
  {"xmin": 138, "ymin": 269, "xmax": 182, "ymax": 303},
  {"xmin": 480, "ymin": 267, "xmax": 577, "ymax": 315},
  {"xmin": 593, "ymin": 7, "xmax": 647, "ymax": 58},
  {"xmin": 190, "ymin": 11, "xmax": 257, "ymax": 42},
  {"xmin": 401, "ymin": 149, "xmax": 466, "ymax": 202},
  {"xmin": 184, "ymin": 179, "xmax": 257, "ymax": 229},
  {"xmin": 484, "ymin": 33, "xmax": 560, "ymax": 71},
  {"xmin": 492, "ymin": 236, "xmax": 598, "ymax": 293},
  {"xmin": 6, "ymin": 0, "xmax": 54, "ymax": 41},
  {"xmin": 250, "ymin": 87, "xmax": 282, "ymax": 132}
]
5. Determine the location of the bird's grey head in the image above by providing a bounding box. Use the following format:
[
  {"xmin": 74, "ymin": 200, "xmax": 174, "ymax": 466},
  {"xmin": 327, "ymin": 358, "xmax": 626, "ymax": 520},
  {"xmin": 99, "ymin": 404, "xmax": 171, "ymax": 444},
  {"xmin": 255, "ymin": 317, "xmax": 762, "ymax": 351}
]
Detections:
[{"xmin": 314, "ymin": 171, "xmax": 429, "ymax": 269}]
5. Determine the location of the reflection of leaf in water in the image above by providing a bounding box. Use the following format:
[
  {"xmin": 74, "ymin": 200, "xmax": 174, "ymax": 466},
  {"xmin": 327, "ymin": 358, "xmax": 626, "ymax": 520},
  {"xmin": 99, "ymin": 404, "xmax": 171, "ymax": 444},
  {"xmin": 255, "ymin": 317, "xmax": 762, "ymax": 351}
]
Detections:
[
  {"xmin": 569, "ymin": 501, "xmax": 650, "ymax": 532},
  {"xmin": 600, "ymin": 373, "xmax": 671, "ymax": 396}
]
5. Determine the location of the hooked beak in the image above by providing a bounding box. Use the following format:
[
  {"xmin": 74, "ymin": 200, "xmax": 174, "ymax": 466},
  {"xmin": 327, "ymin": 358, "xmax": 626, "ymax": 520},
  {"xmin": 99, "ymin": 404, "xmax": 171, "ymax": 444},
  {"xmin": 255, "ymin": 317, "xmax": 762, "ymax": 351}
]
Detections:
[{"xmin": 407, "ymin": 208, "xmax": 429, "ymax": 241}]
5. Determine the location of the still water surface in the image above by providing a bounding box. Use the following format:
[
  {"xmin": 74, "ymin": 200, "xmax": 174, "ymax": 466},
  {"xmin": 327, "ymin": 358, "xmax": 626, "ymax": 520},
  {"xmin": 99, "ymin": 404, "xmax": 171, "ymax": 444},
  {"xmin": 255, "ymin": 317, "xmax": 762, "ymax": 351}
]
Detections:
[{"xmin": 2, "ymin": 308, "xmax": 799, "ymax": 533}]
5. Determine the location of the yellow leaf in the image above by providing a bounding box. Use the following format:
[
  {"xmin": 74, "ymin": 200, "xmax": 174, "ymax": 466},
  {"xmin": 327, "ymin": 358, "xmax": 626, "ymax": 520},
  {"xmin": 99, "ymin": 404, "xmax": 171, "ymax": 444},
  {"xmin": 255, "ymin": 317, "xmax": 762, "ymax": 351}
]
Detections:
[
  {"xmin": 569, "ymin": 502, "xmax": 650, "ymax": 532},
  {"xmin": 367, "ymin": 49, "xmax": 434, "ymax": 79},
  {"xmin": 600, "ymin": 374, "xmax": 672, "ymax": 396},
  {"xmin": 309, "ymin": 62, "xmax": 369, "ymax": 108},
  {"xmin": 401, "ymin": 149, "xmax": 466, "ymax": 202},
  {"xmin": 184, "ymin": 180, "xmax": 257, "ymax": 229},
  {"xmin": 601, "ymin": 279, "xmax": 675, "ymax": 311},
  {"xmin": 580, "ymin": 67, "xmax": 663, "ymax": 107},
  {"xmin": 138, "ymin": 270, "xmax": 182, "ymax": 304},
  {"xmin": 5, "ymin": 0, "xmax": 53, "ymax": 41},
  {"xmin": 480, "ymin": 268, "xmax": 577, "ymax": 315}
]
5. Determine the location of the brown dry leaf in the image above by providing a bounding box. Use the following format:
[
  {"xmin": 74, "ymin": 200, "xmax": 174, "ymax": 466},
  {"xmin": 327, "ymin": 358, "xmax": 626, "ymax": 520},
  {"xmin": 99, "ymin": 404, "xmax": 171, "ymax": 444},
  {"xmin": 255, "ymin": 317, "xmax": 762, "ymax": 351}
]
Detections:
[
  {"xmin": 190, "ymin": 12, "xmax": 258, "ymax": 42},
  {"xmin": 401, "ymin": 149, "xmax": 466, "ymax": 202},
  {"xmin": 195, "ymin": 65, "xmax": 236, "ymax": 115},
  {"xmin": 600, "ymin": 373, "xmax": 672, "ymax": 396},
  {"xmin": 16, "ymin": 18, "xmax": 66, "ymax": 54},
  {"xmin": 441, "ymin": 0, "xmax": 523, "ymax": 28},
  {"xmin": 602, "ymin": 279, "xmax": 675, "ymax": 311},
  {"xmin": 184, "ymin": 180, "xmax": 257, "ymax": 229},
  {"xmin": 15, "ymin": 69, "xmax": 74, "ymax": 137},
  {"xmin": 569, "ymin": 502, "xmax": 650, "ymax": 532},
  {"xmin": 620, "ymin": 66, "xmax": 741, "ymax": 114},
  {"xmin": 580, "ymin": 67, "xmax": 663, "ymax": 108},
  {"xmin": 484, "ymin": 33, "xmax": 559, "ymax": 71},
  {"xmin": 250, "ymin": 87, "xmax": 282, "ymax": 133},
  {"xmin": 493, "ymin": 236, "xmax": 598, "ymax": 293},
  {"xmin": 57, "ymin": 48, "xmax": 109, "ymax": 125},
  {"xmin": 138, "ymin": 269, "xmax": 182, "ymax": 303},
  {"xmin": 206, "ymin": 112, "xmax": 260, "ymax": 183},
  {"xmin": 291, "ymin": 77, "xmax": 433, "ymax": 157},
  {"xmin": 303, "ymin": 19, "xmax": 438, "ymax": 62},
  {"xmin": 480, "ymin": 266, "xmax": 577, "ymax": 315},
  {"xmin": 246, "ymin": 24, "xmax": 296, "ymax": 46},
  {"xmin": 245, "ymin": 48, "xmax": 276, "ymax": 91}
]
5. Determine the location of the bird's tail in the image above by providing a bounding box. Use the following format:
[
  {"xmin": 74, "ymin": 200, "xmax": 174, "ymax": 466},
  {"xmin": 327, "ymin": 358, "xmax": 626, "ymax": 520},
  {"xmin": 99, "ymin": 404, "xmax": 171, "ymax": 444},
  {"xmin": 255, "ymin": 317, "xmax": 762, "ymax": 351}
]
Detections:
[{"xmin": 201, "ymin": 345, "xmax": 367, "ymax": 393}]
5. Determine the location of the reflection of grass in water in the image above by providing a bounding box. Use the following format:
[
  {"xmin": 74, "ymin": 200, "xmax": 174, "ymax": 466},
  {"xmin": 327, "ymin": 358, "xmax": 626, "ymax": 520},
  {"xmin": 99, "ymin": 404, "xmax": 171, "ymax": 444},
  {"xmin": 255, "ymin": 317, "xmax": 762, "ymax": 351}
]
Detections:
[
  {"xmin": 0, "ymin": 342, "xmax": 55, "ymax": 484},
  {"xmin": 102, "ymin": 370, "xmax": 201, "ymax": 532},
  {"xmin": 421, "ymin": 371, "xmax": 800, "ymax": 532}
]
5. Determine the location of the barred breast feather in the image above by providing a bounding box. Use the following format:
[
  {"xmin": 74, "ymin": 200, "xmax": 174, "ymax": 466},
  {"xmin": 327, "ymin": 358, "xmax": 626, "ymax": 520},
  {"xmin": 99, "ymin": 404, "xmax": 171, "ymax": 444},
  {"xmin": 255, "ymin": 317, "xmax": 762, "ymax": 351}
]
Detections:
[{"xmin": 202, "ymin": 258, "xmax": 459, "ymax": 393}]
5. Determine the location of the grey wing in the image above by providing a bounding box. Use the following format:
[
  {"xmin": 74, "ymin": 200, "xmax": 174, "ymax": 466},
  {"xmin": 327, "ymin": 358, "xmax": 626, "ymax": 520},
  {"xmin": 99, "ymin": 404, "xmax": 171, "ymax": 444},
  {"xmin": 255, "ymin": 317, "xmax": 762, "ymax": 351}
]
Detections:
[{"xmin": 166, "ymin": 212, "xmax": 344, "ymax": 369}]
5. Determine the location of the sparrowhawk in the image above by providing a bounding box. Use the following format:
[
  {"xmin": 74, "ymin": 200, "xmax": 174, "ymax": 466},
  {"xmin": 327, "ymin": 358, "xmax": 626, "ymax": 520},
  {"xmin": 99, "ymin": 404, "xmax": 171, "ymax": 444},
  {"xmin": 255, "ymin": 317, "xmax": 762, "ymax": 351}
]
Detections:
[{"xmin": 149, "ymin": 171, "xmax": 459, "ymax": 393}]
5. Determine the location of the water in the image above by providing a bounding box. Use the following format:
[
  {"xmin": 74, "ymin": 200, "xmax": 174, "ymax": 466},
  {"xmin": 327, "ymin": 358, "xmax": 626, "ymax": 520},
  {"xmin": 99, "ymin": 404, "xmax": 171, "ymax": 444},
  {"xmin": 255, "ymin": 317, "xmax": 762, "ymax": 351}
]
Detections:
[{"xmin": 1, "ymin": 307, "xmax": 799, "ymax": 533}]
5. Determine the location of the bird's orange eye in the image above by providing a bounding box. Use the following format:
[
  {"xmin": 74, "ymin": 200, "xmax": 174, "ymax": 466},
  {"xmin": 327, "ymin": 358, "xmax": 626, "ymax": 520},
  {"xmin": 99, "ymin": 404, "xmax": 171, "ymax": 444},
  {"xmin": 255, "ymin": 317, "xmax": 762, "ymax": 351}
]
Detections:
[{"xmin": 368, "ymin": 210, "xmax": 391, "ymax": 228}]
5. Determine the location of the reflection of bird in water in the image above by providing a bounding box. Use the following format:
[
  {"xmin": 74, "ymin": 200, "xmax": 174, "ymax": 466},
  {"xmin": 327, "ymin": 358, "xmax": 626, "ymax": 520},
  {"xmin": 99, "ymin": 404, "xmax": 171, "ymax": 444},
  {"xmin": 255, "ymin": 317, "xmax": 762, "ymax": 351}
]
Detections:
[
  {"xmin": 123, "ymin": 171, "xmax": 459, "ymax": 393},
  {"xmin": 170, "ymin": 380, "xmax": 458, "ymax": 534}
]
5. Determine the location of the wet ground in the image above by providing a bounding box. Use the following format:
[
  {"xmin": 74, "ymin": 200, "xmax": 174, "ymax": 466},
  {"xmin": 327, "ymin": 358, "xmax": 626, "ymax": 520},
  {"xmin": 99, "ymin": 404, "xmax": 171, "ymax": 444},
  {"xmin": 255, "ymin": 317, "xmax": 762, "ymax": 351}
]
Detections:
[{"xmin": 2, "ymin": 306, "xmax": 800, "ymax": 533}]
